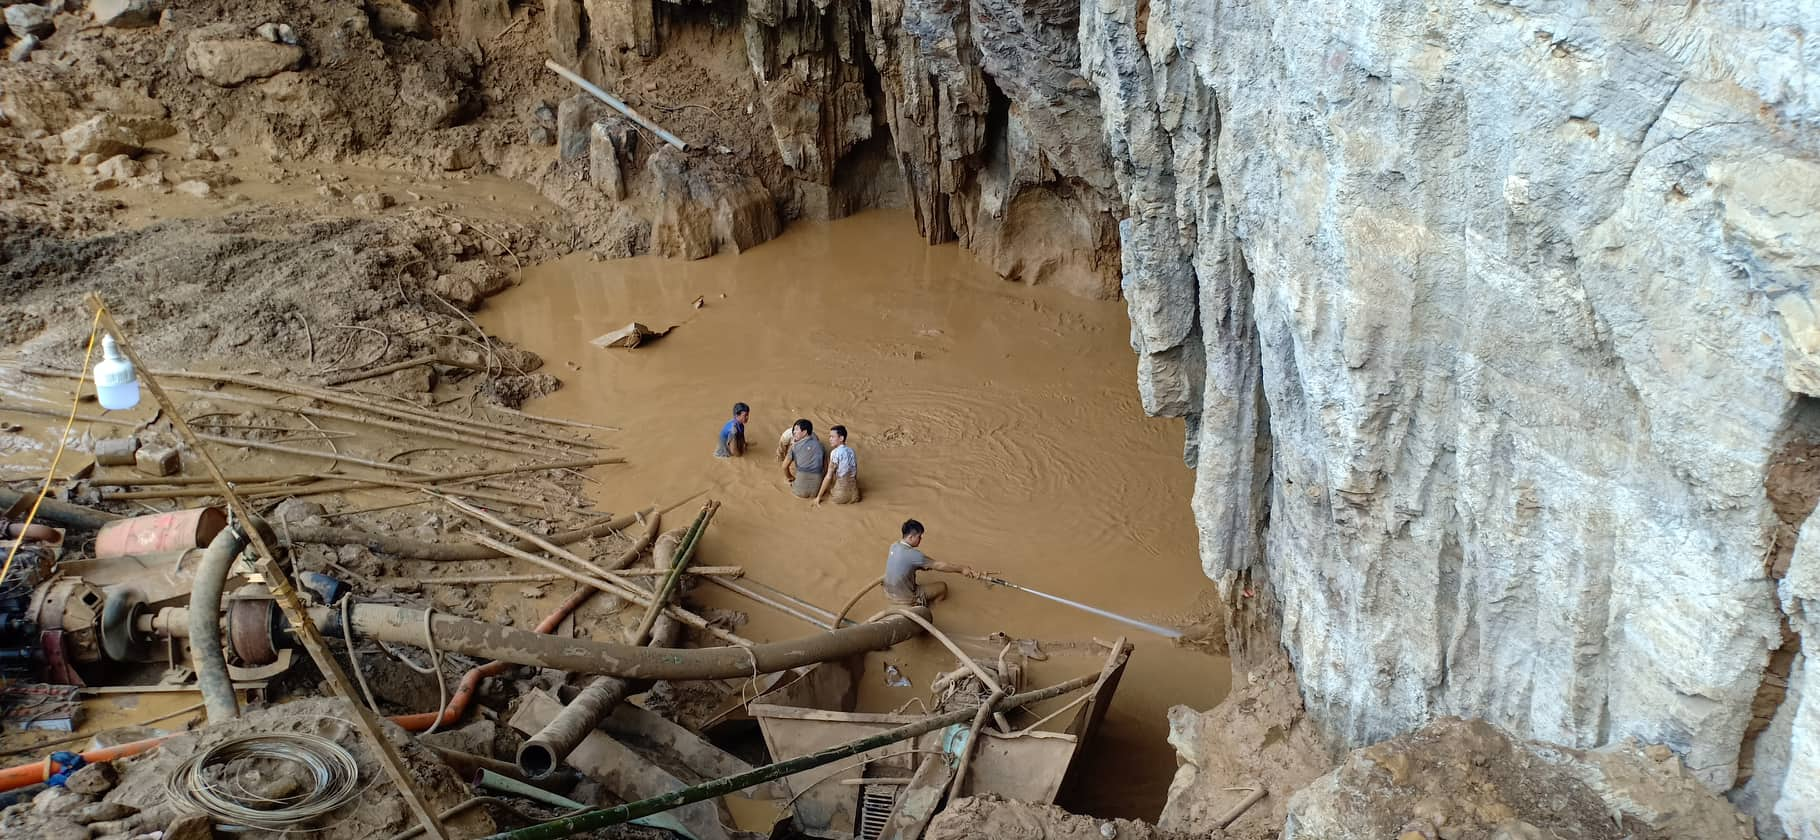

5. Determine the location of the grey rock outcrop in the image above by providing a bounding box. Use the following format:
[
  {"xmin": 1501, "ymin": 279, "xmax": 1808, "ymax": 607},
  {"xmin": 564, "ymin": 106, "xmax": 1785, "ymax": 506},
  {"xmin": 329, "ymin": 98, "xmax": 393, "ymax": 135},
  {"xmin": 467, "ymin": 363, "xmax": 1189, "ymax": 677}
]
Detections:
[
  {"xmin": 1284, "ymin": 718, "xmax": 1755, "ymax": 839},
  {"xmin": 1072, "ymin": 0, "xmax": 1820, "ymax": 834}
]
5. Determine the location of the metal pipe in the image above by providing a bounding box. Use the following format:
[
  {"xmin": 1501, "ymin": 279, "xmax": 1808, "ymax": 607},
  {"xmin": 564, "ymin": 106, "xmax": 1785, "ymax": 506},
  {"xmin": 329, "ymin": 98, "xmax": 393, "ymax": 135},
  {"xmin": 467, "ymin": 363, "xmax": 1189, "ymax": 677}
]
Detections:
[
  {"xmin": 982, "ymin": 576, "xmax": 1183, "ymax": 639},
  {"xmin": 517, "ymin": 530, "xmax": 688, "ymax": 778},
  {"xmin": 544, "ymin": 60, "xmax": 690, "ymax": 150},
  {"xmin": 478, "ymin": 668, "xmax": 1115, "ymax": 840},
  {"xmin": 190, "ymin": 524, "xmax": 252, "ymax": 721},
  {"xmin": 0, "ymin": 487, "xmax": 120, "ymax": 531}
]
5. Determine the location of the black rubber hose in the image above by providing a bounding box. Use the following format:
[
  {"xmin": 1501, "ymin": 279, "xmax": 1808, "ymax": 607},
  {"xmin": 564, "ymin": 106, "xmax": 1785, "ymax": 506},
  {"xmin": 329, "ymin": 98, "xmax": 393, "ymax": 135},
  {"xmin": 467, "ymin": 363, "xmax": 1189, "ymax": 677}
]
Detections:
[{"xmin": 190, "ymin": 524, "xmax": 252, "ymax": 721}]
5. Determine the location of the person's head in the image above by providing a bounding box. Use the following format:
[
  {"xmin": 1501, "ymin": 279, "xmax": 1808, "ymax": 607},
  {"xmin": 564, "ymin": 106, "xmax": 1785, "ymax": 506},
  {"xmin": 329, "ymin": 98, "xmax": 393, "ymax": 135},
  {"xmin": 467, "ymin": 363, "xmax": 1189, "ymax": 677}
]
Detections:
[
  {"xmin": 830, "ymin": 425, "xmax": 847, "ymax": 445},
  {"xmin": 901, "ymin": 519, "xmax": 924, "ymax": 547},
  {"xmin": 732, "ymin": 402, "xmax": 750, "ymax": 423},
  {"xmin": 792, "ymin": 418, "xmax": 813, "ymax": 441}
]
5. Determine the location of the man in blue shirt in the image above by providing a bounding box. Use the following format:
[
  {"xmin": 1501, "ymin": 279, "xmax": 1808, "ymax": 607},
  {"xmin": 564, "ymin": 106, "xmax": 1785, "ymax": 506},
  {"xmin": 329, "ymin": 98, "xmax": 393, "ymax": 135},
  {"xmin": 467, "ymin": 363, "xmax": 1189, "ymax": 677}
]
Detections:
[{"xmin": 715, "ymin": 402, "xmax": 750, "ymax": 458}]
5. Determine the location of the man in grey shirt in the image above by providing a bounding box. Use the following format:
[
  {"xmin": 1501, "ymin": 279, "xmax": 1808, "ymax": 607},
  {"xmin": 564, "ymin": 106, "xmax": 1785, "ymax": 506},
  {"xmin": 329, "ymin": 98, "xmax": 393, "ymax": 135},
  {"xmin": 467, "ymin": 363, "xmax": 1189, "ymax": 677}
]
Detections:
[
  {"xmin": 885, "ymin": 519, "xmax": 985, "ymax": 606},
  {"xmin": 783, "ymin": 418, "xmax": 827, "ymax": 498}
]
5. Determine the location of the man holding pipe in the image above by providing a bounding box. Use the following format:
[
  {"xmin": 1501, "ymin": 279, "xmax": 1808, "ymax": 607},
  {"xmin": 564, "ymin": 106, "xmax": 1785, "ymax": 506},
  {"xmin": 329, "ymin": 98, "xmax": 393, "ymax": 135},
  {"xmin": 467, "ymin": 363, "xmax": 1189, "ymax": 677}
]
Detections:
[{"xmin": 885, "ymin": 519, "xmax": 985, "ymax": 607}]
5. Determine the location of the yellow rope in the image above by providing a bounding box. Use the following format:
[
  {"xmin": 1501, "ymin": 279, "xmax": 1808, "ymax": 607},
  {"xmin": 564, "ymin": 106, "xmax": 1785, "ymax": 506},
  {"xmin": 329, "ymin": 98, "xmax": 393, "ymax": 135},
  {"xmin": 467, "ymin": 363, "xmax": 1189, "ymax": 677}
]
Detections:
[{"xmin": 0, "ymin": 309, "xmax": 104, "ymax": 589}]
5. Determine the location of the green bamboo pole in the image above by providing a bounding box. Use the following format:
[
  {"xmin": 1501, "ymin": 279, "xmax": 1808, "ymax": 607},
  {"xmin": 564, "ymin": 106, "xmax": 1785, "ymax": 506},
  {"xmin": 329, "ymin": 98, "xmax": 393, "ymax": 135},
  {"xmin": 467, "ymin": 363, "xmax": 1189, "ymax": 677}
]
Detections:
[
  {"xmin": 627, "ymin": 500, "xmax": 715, "ymax": 644},
  {"xmin": 478, "ymin": 668, "xmax": 1112, "ymax": 840}
]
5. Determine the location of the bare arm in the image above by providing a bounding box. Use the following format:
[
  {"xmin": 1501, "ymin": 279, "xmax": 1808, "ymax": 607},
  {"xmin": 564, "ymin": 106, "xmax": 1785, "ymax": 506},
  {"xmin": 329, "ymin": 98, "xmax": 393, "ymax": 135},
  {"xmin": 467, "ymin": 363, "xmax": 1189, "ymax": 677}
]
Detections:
[
  {"xmin": 813, "ymin": 468, "xmax": 835, "ymax": 503},
  {"xmin": 926, "ymin": 559, "xmax": 983, "ymax": 579}
]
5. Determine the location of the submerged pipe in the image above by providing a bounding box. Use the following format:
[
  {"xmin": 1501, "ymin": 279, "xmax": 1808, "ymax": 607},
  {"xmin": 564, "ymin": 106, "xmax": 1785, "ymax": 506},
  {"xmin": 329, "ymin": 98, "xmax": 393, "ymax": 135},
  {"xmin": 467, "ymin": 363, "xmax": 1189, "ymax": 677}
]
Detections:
[
  {"xmin": 270, "ymin": 602, "xmax": 928, "ymax": 681},
  {"xmin": 190, "ymin": 523, "xmax": 253, "ymax": 722},
  {"xmin": 517, "ymin": 530, "xmax": 689, "ymax": 777}
]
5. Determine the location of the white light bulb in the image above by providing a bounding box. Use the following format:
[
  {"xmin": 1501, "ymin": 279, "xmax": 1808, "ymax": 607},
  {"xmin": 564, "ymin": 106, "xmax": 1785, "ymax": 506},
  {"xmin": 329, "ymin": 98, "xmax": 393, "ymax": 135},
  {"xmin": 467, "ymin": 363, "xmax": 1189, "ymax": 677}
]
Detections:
[{"xmin": 93, "ymin": 333, "xmax": 140, "ymax": 410}]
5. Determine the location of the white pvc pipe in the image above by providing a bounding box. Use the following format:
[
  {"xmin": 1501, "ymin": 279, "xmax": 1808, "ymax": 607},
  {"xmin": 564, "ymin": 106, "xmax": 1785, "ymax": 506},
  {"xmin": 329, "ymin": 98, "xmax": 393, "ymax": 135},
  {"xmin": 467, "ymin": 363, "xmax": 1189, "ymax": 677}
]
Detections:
[{"xmin": 543, "ymin": 60, "xmax": 690, "ymax": 151}]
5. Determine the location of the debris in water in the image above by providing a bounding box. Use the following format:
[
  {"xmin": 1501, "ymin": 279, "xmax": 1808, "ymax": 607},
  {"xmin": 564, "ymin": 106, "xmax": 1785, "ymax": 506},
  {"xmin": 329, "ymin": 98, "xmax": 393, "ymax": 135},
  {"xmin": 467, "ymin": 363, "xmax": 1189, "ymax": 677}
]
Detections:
[
  {"xmin": 884, "ymin": 662, "xmax": 910, "ymax": 688},
  {"xmin": 591, "ymin": 322, "xmax": 673, "ymax": 349}
]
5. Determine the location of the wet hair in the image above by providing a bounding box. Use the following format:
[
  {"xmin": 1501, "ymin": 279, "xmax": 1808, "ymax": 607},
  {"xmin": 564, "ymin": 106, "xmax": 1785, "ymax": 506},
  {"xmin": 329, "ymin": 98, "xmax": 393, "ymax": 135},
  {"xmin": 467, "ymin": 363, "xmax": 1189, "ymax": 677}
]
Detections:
[
  {"xmin": 830, "ymin": 425, "xmax": 847, "ymax": 440},
  {"xmin": 901, "ymin": 519, "xmax": 924, "ymax": 539},
  {"xmin": 794, "ymin": 418, "xmax": 813, "ymax": 434},
  {"xmin": 733, "ymin": 402, "xmax": 750, "ymax": 416}
]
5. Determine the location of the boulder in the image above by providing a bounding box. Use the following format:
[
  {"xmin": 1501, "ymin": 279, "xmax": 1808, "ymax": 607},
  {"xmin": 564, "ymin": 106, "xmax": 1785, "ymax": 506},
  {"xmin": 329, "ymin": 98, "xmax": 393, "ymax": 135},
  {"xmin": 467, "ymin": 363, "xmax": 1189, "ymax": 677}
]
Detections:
[
  {"xmin": 89, "ymin": 0, "xmax": 162, "ymax": 27},
  {"xmin": 96, "ymin": 154, "xmax": 138, "ymax": 181},
  {"xmin": 185, "ymin": 39, "xmax": 304, "ymax": 86},
  {"xmin": 367, "ymin": 0, "xmax": 429, "ymax": 38},
  {"xmin": 174, "ymin": 179, "xmax": 213, "ymax": 198},
  {"xmin": 163, "ymin": 813, "xmax": 211, "ymax": 840},
  {"xmin": 60, "ymin": 762, "xmax": 118, "ymax": 796},
  {"xmin": 61, "ymin": 115, "xmax": 143, "ymax": 162},
  {"xmin": 5, "ymin": 4, "xmax": 52, "ymax": 38}
]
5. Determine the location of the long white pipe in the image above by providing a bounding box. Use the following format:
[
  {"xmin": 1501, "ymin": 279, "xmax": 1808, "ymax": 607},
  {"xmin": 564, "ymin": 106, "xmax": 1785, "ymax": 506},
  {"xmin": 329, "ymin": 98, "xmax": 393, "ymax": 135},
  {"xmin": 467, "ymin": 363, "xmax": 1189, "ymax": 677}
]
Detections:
[
  {"xmin": 986, "ymin": 578, "xmax": 1184, "ymax": 639},
  {"xmin": 543, "ymin": 60, "xmax": 690, "ymax": 151}
]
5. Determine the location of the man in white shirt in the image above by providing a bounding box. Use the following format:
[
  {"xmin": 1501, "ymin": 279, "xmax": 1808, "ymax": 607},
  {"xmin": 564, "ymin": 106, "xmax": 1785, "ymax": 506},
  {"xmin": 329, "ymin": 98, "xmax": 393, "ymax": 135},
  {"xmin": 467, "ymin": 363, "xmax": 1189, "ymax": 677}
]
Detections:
[{"xmin": 814, "ymin": 425, "xmax": 859, "ymax": 505}]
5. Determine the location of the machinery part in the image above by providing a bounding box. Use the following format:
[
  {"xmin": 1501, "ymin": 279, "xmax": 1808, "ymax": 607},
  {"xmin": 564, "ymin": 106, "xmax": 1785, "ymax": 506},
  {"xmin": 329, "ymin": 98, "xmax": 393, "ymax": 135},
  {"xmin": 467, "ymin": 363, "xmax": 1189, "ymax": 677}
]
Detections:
[
  {"xmin": 226, "ymin": 599, "xmax": 279, "ymax": 666},
  {"xmin": 191, "ymin": 524, "xmax": 256, "ymax": 722},
  {"xmin": 32, "ymin": 577, "xmax": 106, "ymax": 672},
  {"xmin": 95, "ymin": 507, "xmax": 228, "ymax": 560},
  {"xmin": 517, "ymin": 528, "xmax": 689, "ymax": 778},
  {"xmin": 99, "ymin": 587, "xmax": 154, "ymax": 663}
]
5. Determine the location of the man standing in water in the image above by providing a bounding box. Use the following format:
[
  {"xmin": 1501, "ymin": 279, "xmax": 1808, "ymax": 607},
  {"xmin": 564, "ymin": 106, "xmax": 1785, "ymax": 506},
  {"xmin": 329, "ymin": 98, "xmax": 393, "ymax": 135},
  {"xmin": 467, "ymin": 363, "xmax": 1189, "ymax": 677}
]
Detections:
[
  {"xmin": 886, "ymin": 519, "xmax": 985, "ymax": 606},
  {"xmin": 783, "ymin": 418, "xmax": 827, "ymax": 498},
  {"xmin": 714, "ymin": 402, "xmax": 750, "ymax": 458},
  {"xmin": 813, "ymin": 425, "xmax": 859, "ymax": 505}
]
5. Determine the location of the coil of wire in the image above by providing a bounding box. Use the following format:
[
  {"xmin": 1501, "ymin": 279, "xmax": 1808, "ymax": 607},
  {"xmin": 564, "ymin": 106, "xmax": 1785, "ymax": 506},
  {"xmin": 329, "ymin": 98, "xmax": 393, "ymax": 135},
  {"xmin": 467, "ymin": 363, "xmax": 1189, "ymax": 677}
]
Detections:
[{"xmin": 166, "ymin": 732, "xmax": 363, "ymax": 830}]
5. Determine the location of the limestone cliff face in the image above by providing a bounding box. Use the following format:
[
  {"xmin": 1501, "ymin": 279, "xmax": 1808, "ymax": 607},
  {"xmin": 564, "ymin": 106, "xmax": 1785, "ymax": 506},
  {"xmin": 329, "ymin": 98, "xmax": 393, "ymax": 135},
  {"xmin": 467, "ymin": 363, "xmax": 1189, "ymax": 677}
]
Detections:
[{"xmin": 1071, "ymin": 0, "xmax": 1819, "ymax": 835}]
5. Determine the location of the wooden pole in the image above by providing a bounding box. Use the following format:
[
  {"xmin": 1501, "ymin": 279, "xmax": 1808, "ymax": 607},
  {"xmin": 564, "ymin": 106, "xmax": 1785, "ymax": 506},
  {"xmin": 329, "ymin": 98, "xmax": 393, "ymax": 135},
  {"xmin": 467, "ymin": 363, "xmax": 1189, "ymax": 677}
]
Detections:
[{"xmin": 83, "ymin": 293, "xmax": 452, "ymax": 840}]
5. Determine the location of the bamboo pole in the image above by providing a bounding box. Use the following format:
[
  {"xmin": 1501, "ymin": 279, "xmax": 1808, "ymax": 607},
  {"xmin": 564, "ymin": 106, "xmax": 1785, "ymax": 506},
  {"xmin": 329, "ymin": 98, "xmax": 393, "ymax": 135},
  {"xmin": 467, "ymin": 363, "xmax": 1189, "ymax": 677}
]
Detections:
[
  {"xmin": 0, "ymin": 402, "xmax": 143, "ymax": 429},
  {"xmin": 22, "ymin": 366, "xmax": 597, "ymax": 451},
  {"xmin": 172, "ymin": 386, "xmax": 561, "ymax": 457},
  {"xmin": 322, "ymin": 353, "xmax": 490, "ymax": 387},
  {"xmin": 461, "ymin": 531, "xmax": 751, "ymax": 647},
  {"xmin": 629, "ymin": 502, "xmax": 715, "ymax": 645}
]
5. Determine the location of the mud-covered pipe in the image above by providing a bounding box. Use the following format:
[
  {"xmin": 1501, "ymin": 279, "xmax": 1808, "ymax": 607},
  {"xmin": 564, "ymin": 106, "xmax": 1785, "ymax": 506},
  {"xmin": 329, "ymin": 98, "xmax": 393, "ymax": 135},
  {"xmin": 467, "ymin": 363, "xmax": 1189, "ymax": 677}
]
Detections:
[
  {"xmin": 0, "ymin": 487, "xmax": 121, "ymax": 531},
  {"xmin": 297, "ymin": 603, "xmax": 927, "ymax": 681},
  {"xmin": 517, "ymin": 530, "xmax": 689, "ymax": 778},
  {"xmin": 190, "ymin": 524, "xmax": 252, "ymax": 722}
]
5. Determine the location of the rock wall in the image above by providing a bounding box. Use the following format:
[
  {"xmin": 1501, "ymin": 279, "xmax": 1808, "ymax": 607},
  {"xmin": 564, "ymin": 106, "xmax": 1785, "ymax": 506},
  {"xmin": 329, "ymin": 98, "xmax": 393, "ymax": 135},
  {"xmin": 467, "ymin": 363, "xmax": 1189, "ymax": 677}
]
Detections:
[{"xmin": 1073, "ymin": 0, "xmax": 1820, "ymax": 835}]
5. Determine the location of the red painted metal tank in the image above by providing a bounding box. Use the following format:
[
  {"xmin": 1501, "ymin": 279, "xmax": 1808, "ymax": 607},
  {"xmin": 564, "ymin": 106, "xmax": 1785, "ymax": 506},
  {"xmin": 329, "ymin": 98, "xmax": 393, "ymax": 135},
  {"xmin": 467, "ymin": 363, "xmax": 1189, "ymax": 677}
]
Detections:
[{"xmin": 94, "ymin": 507, "xmax": 227, "ymax": 559}]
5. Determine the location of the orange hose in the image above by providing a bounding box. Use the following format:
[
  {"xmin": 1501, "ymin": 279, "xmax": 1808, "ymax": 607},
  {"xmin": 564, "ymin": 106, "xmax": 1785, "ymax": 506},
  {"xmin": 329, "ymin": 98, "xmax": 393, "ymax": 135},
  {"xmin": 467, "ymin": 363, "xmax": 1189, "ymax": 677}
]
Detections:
[
  {"xmin": 393, "ymin": 586, "xmax": 597, "ymax": 732},
  {"xmin": 0, "ymin": 588, "xmax": 600, "ymax": 791}
]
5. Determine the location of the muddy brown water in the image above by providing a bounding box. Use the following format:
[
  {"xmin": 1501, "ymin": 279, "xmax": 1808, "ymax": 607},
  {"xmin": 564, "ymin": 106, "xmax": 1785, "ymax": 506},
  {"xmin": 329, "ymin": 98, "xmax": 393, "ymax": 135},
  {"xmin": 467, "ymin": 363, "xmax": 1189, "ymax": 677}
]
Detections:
[{"xmin": 481, "ymin": 210, "xmax": 1229, "ymax": 819}]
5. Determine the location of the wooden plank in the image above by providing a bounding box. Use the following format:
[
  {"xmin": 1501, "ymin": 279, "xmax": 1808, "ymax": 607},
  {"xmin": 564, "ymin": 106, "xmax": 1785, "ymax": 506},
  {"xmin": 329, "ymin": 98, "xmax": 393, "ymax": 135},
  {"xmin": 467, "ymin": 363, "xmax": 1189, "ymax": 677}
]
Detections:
[
  {"xmin": 876, "ymin": 755, "xmax": 954, "ymax": 840},
  {"xmin": 511, "ymin": 691, "xmax": 734, "ymax": 840},
  {"xmin": 87, "ymin": 294, "xmax": 451, "ymax": 840}
]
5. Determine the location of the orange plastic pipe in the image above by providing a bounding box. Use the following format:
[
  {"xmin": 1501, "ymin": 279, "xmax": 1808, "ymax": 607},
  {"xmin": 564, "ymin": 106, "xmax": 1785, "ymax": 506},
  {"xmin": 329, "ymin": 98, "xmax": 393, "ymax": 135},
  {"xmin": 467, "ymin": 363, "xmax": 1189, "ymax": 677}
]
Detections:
[
  {"xmin": 392, "ymin": 586, "xmax": 597, "ymax": 732},
  {"xmin": 0, "ymin": 588, "xmax": 599, "ymax": 791}
]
